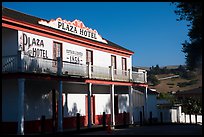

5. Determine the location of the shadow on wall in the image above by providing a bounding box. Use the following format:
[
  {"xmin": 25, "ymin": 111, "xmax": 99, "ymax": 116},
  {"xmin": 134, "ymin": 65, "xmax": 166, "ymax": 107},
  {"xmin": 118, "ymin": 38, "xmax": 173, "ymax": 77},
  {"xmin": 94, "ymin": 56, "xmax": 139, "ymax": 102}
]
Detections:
[
  {"xmin": 24, "ymin": 90, "xmax": 53, "ymax": 121},
  {"xmin": 133, "ymin": 106, "xmax": 143, "ymax": 123},
  {"xmin": 68, "ymin": 103, "xmax": 79, "ymax": 116},
  {"xmin": 24, "ymin": 57, "xmax": 42, "ymax": 72},
  {"xmin": 103, "ymin": 95, "xmax": 128, "ymax": 114},
  {"xmin": 104, "ymin": 98, "xmax": 111, "ymax": 114},
  {"xmin": 63, "ymin": 93, "xmax": 69, "ymax": 117},
  {"xmin": 118, "ymin": 95, "xmax": 127, "ymax": 113}
]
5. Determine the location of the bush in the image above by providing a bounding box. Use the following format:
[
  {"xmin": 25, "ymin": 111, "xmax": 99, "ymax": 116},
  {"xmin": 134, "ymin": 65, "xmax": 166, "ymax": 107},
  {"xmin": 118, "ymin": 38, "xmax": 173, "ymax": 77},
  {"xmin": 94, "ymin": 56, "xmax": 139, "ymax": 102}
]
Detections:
[
  {"xmin": 177, "ymin": 79, "xmax": 198, "ymax": 87},
  {"xmin": 189, "ymin": 79, "xmax": 198, "ymax": 85},
  {"xmin": 180, "ymin": 71, "xmax": 196, "ymax": 80},
  {"xmin": 167, "ymin": 83, "xmax": 175, "ymax": 85},
  {"xmin": 177, "ymin": 82, "xmax": 189, "ymax": 87}
]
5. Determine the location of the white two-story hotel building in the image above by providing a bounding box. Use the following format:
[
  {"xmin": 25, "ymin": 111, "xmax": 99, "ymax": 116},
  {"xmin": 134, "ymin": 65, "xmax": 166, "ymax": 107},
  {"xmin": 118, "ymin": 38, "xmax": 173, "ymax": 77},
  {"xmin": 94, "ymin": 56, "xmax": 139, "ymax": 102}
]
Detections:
[{"xmin": 2, "ymin": 7, "xmax": 148, "ymax": 134}]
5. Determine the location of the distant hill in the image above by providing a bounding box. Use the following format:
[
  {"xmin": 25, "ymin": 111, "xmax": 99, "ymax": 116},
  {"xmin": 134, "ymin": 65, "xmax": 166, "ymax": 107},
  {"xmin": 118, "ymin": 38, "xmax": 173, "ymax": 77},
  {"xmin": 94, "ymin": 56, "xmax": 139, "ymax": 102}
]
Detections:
[
  {"xmin": 133, "ymin": 66, "xmax": 150, "ymax": 71},
  {"xmin": 160, "ymin": 65, "xmax": 181, "ymax": 69},
  {"xmin": 148, "ymin": 72, "xmax": 202, "ymax": 93},
  {"xmin": 133, "ymin": 65, "xmax": 183, "ymax": 71},
  {"xmin": 137, "ymin": 64, "xmax": 203, "ymax": 93}
]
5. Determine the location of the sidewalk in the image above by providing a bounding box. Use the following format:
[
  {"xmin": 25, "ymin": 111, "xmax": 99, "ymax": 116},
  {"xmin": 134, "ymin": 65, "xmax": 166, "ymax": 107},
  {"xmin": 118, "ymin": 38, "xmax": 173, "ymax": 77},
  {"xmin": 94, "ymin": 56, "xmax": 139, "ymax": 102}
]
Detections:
[
  {"xmin": 33, "ymin": 124, "xmax": 108, "ymax": 135},
  {"xmin": 25, "ymin": 123, "xmax": 202, "ymax": 135},
  {"xmin": 78, "ymin": 123, "xmax": 202, "ymax": 135}
]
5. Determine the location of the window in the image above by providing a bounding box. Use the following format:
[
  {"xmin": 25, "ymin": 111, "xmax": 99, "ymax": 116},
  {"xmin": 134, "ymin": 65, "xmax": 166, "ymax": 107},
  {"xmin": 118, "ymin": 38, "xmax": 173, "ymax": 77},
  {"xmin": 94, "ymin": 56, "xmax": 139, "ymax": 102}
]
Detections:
[
  {"xmin": 53, "ymin": 42, "xmax": 62, "ymax": 67},
  {"xmin": 122, "ymin": 57, "xmax": 127, "ymax": 75},
  {"xmin": 111, "ymin": 55, "xmax": 117, "ymax": 74},
  {"xmin": 86, "ymin": 49, "xmax": 93, "ymax": 72},
  {"xmin": 86, "ymin": 50, "xmax": 93, "ymax": 65}
]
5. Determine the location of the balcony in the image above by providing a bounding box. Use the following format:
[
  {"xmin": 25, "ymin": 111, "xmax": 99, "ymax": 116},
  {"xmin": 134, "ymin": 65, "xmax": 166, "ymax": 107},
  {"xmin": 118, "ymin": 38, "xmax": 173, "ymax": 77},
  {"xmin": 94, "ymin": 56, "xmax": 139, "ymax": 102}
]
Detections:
[{"xmin": 2, "ymin": 54, "xmax": 147, "ymax": 83}]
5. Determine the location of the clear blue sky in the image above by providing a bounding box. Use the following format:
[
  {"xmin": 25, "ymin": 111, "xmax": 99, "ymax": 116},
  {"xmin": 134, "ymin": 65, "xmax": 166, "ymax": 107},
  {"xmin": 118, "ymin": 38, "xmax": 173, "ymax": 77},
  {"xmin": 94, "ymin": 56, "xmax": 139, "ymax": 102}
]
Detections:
[{"xmin": 2, "ymin": 2, "xmax": 190, "ymax": 67}]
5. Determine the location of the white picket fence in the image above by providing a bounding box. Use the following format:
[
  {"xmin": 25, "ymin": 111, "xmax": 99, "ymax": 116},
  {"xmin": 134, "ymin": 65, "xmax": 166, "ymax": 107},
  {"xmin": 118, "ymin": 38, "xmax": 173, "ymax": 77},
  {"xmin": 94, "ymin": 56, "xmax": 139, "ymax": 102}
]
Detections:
[
  {"xmin": 178, "ymin": 113, "xmax": 202, "ymax": 124},
  {"xmin": 168, "ymin": 106, "xmax": 202, "ymax": 124},
  {"xmin": 156, "ymin": 106, "xmax": 202, "ymax": 125}
]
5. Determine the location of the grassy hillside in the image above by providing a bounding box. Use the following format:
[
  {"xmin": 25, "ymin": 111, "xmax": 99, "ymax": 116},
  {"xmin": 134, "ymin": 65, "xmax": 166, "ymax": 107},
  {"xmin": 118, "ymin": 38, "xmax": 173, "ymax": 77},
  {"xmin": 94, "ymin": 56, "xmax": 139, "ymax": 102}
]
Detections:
[{"xmin": 148, "ymin": 72, "xmax": 202, "ymax": 93}]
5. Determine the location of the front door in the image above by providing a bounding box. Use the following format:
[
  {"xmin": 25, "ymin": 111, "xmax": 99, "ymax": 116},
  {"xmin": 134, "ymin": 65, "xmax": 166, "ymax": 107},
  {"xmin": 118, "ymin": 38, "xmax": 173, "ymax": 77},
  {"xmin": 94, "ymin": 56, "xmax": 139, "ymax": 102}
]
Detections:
[{"xmin": 85, "ymin": 95, "xmax": 95, "ymax": 125}]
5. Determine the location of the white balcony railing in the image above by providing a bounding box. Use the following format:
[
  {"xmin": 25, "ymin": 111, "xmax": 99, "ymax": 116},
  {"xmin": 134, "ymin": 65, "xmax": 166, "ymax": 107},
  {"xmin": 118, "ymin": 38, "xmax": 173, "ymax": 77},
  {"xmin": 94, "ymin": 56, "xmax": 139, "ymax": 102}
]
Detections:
[
  {"xmin": 62, "ymin": 61, "xmax": 87, "ymax": 77},
  {"xmin": 92, "ymin": 65, "xmax": 111, "ymax": 80},
  {"xmin": 132, "ymin": 71, "xmax": 147, "ymax": 83},
  {"xmin": 2, "ymin": 53, "xmax": 147, "ymax": 83},
  {"xmin": 113, "ymin": 69, "xmax": 129, "ymax": 81}
]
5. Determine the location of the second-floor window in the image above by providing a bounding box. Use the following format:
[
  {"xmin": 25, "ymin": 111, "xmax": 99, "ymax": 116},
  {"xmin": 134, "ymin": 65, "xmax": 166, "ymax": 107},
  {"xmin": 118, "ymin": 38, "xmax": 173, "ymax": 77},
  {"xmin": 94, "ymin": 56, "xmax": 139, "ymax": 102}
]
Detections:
[
  {"xmin": 111, "ymin": 55, "xmax": 117, "ymax": 74},
  {"xmin": 53, "ymin": 42, "xmax": 62, "ymax": 67},
  {"xmin": 122, "ymin": 57, "xmax": 127, "ymax": 75},
  {"xmin": 86, "ymin": 49, "xmax": 93, "ymax": 65}
]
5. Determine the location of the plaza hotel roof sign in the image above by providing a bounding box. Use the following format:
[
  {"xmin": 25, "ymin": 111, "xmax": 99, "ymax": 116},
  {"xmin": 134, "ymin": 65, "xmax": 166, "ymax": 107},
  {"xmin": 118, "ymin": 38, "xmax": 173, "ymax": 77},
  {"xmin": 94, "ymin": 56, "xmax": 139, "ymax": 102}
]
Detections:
[{"xmin": 38, "ymin": 18, "xmax": 108, "ymax": 44}]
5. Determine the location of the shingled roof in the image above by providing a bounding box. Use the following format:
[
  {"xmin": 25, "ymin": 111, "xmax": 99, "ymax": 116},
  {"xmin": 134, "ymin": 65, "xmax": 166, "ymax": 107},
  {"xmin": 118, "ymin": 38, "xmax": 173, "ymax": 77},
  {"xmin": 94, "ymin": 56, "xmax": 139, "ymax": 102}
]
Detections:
[{"xmin": 2, "ymin": 7, "xmax": 133, "ymax": 54}]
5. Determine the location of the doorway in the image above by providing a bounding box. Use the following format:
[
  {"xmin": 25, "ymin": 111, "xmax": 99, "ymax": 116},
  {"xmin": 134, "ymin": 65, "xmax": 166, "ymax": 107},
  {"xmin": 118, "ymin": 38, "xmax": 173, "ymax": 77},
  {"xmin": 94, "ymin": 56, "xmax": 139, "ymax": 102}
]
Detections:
[{"xmin": 85, "ymin": 95, "xmax": 95, "ymax": 125}]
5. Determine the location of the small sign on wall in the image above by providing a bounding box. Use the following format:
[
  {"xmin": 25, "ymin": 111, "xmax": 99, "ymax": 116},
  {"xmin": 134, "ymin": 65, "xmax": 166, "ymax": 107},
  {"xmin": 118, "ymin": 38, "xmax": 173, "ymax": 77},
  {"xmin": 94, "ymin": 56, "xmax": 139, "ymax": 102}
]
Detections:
[{"xmin": 66, "ymin": 49, "xmax": 83, "ymax": 64}]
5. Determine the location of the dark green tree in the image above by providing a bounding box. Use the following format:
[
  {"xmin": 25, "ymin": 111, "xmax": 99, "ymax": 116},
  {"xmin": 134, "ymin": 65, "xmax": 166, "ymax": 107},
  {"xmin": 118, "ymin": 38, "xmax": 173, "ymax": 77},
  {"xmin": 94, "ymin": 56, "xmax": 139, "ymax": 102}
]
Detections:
[
  {"xmin": 173, "ymin": 2, "xmax": 202, "ymax": 71},
  {"xmin": 149, "ymin": 64, "xmax": 160, "ymax": 75},
  {"xmin": 158, "ymin": 92, "xmax": 176, "ymax": 105},
  {"xmin": 181, "ymin": 97, "xmax": 202, "ymax": 114},
  {"xmin": 161, "ymin": 66, "xmax": 170, "ymax": 74},
  {"xmin": 147, "ymin": 74, "xmax": 160, "ymax": 86}
]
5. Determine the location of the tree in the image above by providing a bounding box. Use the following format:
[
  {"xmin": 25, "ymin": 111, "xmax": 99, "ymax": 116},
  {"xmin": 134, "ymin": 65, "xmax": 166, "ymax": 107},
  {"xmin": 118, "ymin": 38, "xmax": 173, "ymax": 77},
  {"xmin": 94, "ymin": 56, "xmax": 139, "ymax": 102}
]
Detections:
[
  {"xmin": 147, "ymin": 74, "xmax": 160, "ymax": 86},
  {"xmin": 181, "ymin": 97, "xmax": 202, "ymax": 114},
  {"xmin": 177, "ymin": 65, "xmax": 186, "ymax": 72},
  {"xmin": 158, "ymin": 92, "xmax": 176, "ymax": 105},
  {"xmin": 149, "ymin": 64, "xmax": 160, "ymax": 75},
  {"xmin": 173, "ymin": 2, "xmax": 202, "ymax": 71}
]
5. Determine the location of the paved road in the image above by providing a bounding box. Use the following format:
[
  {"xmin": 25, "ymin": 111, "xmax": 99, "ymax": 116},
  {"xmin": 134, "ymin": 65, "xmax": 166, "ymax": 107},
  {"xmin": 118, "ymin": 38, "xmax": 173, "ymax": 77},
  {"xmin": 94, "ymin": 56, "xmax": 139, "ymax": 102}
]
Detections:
[{"xmin": 78, "ymin": 124, "xmax": 202, "ymax": 135}]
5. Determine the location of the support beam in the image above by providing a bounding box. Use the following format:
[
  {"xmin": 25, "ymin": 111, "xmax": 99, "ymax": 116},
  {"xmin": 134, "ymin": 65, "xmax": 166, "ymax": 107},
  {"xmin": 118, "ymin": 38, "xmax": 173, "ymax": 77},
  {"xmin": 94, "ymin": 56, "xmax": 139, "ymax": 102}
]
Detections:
[
  {"xmin": 17, "ymin": 51, "xmax": 24, "ymax": 72},
  {"xmin": 144, "ymin": 71, "xmax": 147, "ymax": 83},
  {"xmin": 110, "ymin": 84, "xmax": 115, "ymax": 127},
  {"xmin": 17, "ymin": 78, "xmax": 25, "ymax": 135},
  {"xmin": 57, "ymin": 56, "xmax": 63, "ymax": 132},
  {"xmin": 57, "ymin": 57, "xmax": 62, "ymax": 76},
  {"xmin": 110, "ymin": 66, "xmax": 114, "ymax": 81},
  {"xmin": 87, "ymin": 83, "xmax": 92, "ymax": 128},
  {"xmin": 58, "ymin": 81, "xmax": 63, "ymax": 132},
  {"xmin": 144, "ymin": 87, "xmax": 148, "ymax": 122},
  {"xmin": 128, "ymin": 69, "xmax": 132, "ymax": 81},
  {"xmin": 52, "ymin": 89, "xmax": 57, "ymax": 133},
  {"xmin": 88, "ymin": 62, "xmax": 92, "ymax": 78},
  {"xmin": 128, "ymin": 86, "xmax": 133, "ymax": 125}
]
